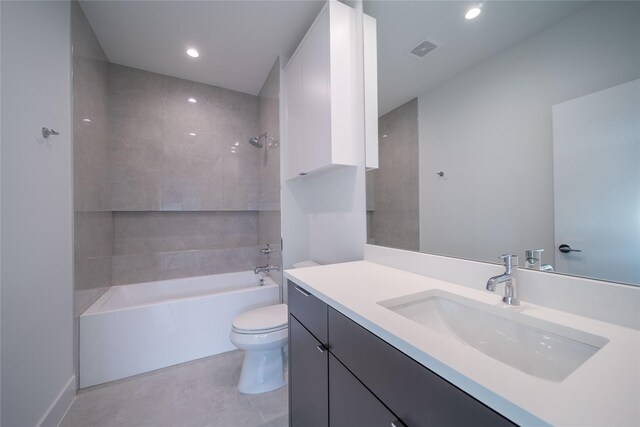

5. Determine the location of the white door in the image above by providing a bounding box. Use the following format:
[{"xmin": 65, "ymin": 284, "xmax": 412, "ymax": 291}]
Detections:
[{"xmin": 552, "ymin": 79, "xmax": 640, "ymax": 285}]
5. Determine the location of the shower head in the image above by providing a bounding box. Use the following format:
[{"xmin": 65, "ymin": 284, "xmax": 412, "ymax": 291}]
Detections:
[{"xmin": 248, "ymin": 134, "xmax": 265, "ymax": 148}]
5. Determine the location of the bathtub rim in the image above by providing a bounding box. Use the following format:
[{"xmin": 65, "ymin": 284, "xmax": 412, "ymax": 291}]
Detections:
[{"xmin": 81, "ymin": 271, "xmax": 278, "ymax": 317}]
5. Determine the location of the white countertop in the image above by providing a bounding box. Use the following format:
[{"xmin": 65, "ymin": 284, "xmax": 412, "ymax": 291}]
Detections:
[{"xmin": 284, "ymin": 260, "xmax": 640, "ymax": 427}]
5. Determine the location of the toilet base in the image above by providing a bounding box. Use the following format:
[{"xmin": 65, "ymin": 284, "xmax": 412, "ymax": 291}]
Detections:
[{"xmin": 238, "ymin": 348, "xmax": 286, "ymax": 394}]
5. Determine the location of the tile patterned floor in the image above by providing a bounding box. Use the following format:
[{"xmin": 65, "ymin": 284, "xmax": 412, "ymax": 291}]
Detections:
[{"xmin": 61, "ymin": 351, "xmax": 288, "ymax": 427}]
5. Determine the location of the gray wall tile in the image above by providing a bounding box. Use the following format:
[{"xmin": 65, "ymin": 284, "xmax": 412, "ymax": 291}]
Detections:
[
  {"xmin": 112, "ymin": 246, "xmax": 260, "ymax": 285},
  {"xmin": 108, "ymin": 65, "xmax": 261, "ymax": 211},
  {"xmin": 111, "ymin": 211, "xmax": 261, "ymax": 285},
  {"xmin": 368, "ymin": 98, "xmax": 420, "ymax": 251},
  {"xmin": 108, "ymin": 64, "xmax": 164, "ymax": 210},
  {"xmin": 75, "ymin": 28, "xmax": 281, "ymax": 291},
  {"xmin": 113, "ymin": 211, "xmax": 258, "ymax": 255}
]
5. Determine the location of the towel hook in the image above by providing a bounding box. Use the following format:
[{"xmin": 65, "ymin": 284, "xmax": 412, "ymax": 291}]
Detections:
[{"xmin": 42, "ymin": 127, "xmax": 60, "ymax": 139}]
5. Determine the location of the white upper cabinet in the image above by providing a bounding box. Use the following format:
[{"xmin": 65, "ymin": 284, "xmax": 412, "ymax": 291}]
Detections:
[{"xmin": 284, "ymin": 1, "xmax": 356, "ymax": 180}]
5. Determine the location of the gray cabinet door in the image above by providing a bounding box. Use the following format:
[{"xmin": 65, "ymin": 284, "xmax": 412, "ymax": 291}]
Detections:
[
  {"xmin": 289, "ymin": 315, "xmax": 328, "ymax": 427},
  {"xmin": 329, "ymin": 354, "xmax": 401, "ymax": 427},
  {"xmin": 328, "ymin": 307, "xmax": 516, "ymax": 427}
]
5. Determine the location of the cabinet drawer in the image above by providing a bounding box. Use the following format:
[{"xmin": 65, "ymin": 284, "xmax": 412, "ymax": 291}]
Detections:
[
  {"xmin": 329, "ymin": 354, "xmax": 402, "ymax": 427},
  {"xmin": 287, "ymin": 280, "xmax": 328, "ymax": 344},
  {"xmin": 328, "ymin": 308, "xmax": 516, "ymax": 427}
]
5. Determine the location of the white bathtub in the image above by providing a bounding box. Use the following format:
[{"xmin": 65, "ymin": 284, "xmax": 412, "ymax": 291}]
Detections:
[{"xmin": 79, "ymin": 271, "xmax": 279, "ymax": 388}]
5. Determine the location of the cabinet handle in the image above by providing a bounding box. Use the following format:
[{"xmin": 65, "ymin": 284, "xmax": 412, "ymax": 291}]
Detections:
[
  {"xmin": 299, "ymin": 172, "xmax": 308, "ymax": 176},
  {"xmin": 391, "ymin": 421, "xmax": 405, "ymax": 427},
  {"xmin": 316, "ymin": 344, "xmax": 327, "ymax": 353},
  {"xmin": 295, "ymin": 285, "xmax": 311, "ymax": 297}
]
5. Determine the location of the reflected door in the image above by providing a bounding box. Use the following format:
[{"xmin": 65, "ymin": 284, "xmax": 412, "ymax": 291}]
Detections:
[{"xmin": 552, "ymin": 79, "xmax": 640, "ymax": 285}]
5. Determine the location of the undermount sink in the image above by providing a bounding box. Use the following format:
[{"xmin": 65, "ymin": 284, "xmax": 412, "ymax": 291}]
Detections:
[{"xmin": 378, "ymin": 290, "xmax": 608, "ymax": 382}]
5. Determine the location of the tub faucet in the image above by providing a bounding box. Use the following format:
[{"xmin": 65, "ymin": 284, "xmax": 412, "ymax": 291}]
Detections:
[
  {"xmin": 486, "ymin": 254, "xmax": 519, "ymax": 306},
  {"xmin": 254, "ymin": 265, "xmax": 280, "ymax": 274}
]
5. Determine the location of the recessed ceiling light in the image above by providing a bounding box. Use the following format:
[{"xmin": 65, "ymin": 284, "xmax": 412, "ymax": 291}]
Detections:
[
  {"xmin": 189, "ymin": 132, "xmax": 196, "ymax": 136},
  {"xmin": 82, "ymin": 118, "xmax": 91, "ymax": 122},
  {"xmin": 465, "ymin": 7, "xmax": 482, "ymax": 20},
  {"xmin": 234, "ymin": 142, "xmax": 239, "ymax": 146},
  {"xmin": 186, "ymin": 48, "xmax": 199, "ymax": 58},
  {"xmin": 188, "ymin": 97, "xmax": 197, "ymax": 103}
]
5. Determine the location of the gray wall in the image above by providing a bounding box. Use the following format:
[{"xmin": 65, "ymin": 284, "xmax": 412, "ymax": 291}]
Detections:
[
  {"xmin": 105, "ymin": 65, "xmax": 265, "ymax": 285},
  {"xmin": 257, "ymin": 59, "xmax": 282, "ymax": 284},
  {"xmin": 418, "ymin": 2, "xmax": 640, "ymax": 264},
  {"xmin": 109, "ymin": 64, "xmax": 260, "ymax": 211},
  {"xmin": 112, "ymin": 211, "xmax": 259, "ymax": 284},
  {"xmin": 367, "ymin": 98, "xmax": 419, "ymax": 251},
  {"xmin": 1, "ymin": 1, "xmax": 75, "ymax": 425},
  {"xmin": 73, "ymin": 44, "xmax": 276, "ymax": 287}
]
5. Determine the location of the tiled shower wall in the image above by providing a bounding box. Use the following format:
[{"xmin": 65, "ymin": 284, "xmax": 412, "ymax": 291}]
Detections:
[
  {"xmin": 112, "ymin": 212, "xmax": 259, "ymax": 285},
  {"xmin": 108, "ymin": 64, "xmax": 260, "ymax": 211},
  {"xmin": 257, "ymin": 59, "xmax": 282, "ymax": 284},
  {"xmin": 73, "ymin": 4, "xmax": 282, "ymax": 292},
  {"xmin": 366, "ymin": 98, "xmax": 419, "ymax": 251},
  {"xmin": 106, "ymin": 64, "xmax": 266, "ymax": 284}
]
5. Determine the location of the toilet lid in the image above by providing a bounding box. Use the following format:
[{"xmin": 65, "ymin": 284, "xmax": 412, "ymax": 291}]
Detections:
[{"xmin": 232, "ymin": 304, "xmax": 288, "ymax": 333}]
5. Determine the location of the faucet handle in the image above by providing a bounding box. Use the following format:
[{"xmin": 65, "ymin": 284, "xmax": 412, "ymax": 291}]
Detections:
[
  {"xmin": 525, "ymin": 249, "xmax": 544, "ymax": 266},
  {"xmin": 260, "ymin": 245, "xmax": 276, "ymax": 255},
  {"xmin": 498, "ymin": 254, "xmax": 518, "ymax": 271},
  {"xmin": 525, "ymin": 248, "xmax": 544, "ymax": 258}
]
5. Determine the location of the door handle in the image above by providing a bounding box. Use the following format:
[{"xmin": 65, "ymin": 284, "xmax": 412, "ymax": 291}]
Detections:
[
  {"xmin": 294, "ymin": 286, "xmax": 310, "ymax": 297},
  {"xmin": 316, "ymin": 344, "xmax": 327, "ymax": 353},
  {"xmin": 559, "ymin": 244, "xmax": 582, "ymax": 253}
]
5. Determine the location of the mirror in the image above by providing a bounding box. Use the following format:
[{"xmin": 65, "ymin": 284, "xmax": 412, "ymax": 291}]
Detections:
[{"xmin": 364, "ymin": 1, "xmax": 640, "ymax": 285}]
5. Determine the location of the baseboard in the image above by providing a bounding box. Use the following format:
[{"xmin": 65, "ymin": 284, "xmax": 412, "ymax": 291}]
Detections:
[{"xmin": 37, "ymin": 375, "xmax": 76, "ymax": 427}]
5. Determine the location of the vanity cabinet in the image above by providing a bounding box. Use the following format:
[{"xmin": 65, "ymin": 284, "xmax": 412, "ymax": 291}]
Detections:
[
  {"xmin": 283, "ymin": 1, "xmax": 356, "ymax": 180},
  {"xmin": 288, "ymin": 280, "xmax": 517, "ymax": 427},
  {"xmin": 329, "ymin": 354, "xmax": 400, "ymax": 427},
  {"xmin": 328, "ymin": 307, "xmax": 516, "ymax": 427},
  {"xmin": 289, "ymin": 316, "xmax": 328, "ymax": 427}
]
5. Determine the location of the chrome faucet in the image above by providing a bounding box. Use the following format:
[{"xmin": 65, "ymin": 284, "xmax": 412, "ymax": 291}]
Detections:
[
  {"xmin": 524, "ymin": 249, "xmax": 554, "ymax": 272},
  {"xmin": 254, "ymin": 264, "xmax": 280, "ymax": 274},
  {"xmin": 486, "ymin": 254, "xmax": 519, "ymax": 306},
  {"xmin": 255, "ymin": 243, "xmax": 280, "ymax": 275}
]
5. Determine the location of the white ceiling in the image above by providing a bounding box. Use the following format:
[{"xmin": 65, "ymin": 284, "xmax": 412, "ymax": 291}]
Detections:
[
  {"xmin": 80, "ymin": 0, "xmax": 323, "ymax": 95},
  {"xmin": 81, "ymin": 0, "xmax": 590, "ymax": 112},
  {"xmin": 367, "ymin": 1, "xmax": 591, "ymax": 115}
]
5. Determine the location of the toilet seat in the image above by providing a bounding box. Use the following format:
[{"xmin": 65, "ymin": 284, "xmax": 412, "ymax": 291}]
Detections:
[
  {"xmin": 231, "ymin": 324, "xmax": 287, "ymax": 335},
  {"xmin": 232, "ymin": 303, "xmax": 287, "ymax": 334}
]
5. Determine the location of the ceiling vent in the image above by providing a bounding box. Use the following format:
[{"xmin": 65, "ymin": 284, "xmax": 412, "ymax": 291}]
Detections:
[{"xmin": 407, "ymin": 39, "xmax": 438, "ymax": 59}]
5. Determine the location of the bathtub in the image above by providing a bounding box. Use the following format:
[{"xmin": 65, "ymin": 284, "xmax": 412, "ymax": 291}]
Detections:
[{"xmin": 79, "ymin": 271, "xmax": 279, "ymax": 388}]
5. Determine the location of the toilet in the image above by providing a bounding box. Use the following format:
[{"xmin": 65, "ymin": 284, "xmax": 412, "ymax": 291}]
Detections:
[{"xmin": 230, "ymin": 260, "xmax": 319, "ymax": 394}]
